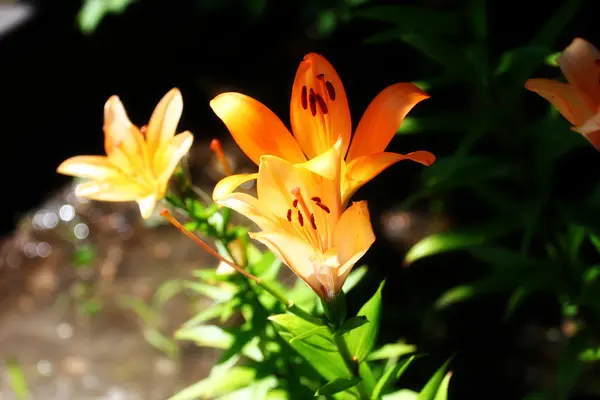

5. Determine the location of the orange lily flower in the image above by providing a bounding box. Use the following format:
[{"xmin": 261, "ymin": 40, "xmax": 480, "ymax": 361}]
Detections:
[
  {"xmin": 57, "ymin": 88, "xmax": 194, "ymax": 219},
  {"xmin": 525, "ymin": 38, "xmax": 600, "ymax": 150},
  {"xmin": 214, "ymin": 139, "xmax": 375, "ymax": 301},
  {"xmin": 210, "ymin": 53, "xmax": 435, "ymax": 206}
]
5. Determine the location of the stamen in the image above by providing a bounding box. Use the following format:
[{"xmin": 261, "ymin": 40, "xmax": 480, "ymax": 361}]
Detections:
[
  {"xmin": 140, "ymin": 125, "xmax": 148, "ymax": 137},
  {"xmin": 311, "ymin": 196, "xmax": 331, "ymax": 214},
  {"xmin": 308, "ymin": 88, "xmax": 317, "ymax": 117},
  {"xmin": 292, "ymin": 199, "xmax": 298, "ymax": 208},
  {"xmin": 325, "ymin": 81, "xmax": 336, "ymax": 101},
  {"xmin": 286, "ymin": 209, "xmax": 292, "ymax": 222},
  {"xmin": 315, "ymin": 94, "xmax": 328, "ymax": 115},
  {"xmin": 210, "ymin": 139, "xmax": 233, "ymax": 176},
  {"xmin": 301, "ymin": 86, "xmax": 308, "ymax": 110},
  {"xmin": 159, "ymin": 209, "xmax": 258, "ymax": 282},
  {"xmin": 291, "ymin": 187, "xmax": 323, "ymax": 250},
  {"xmin": 316, "ymin": 73, "xmax": 325, "ymax": 80},
  {"xmin": 310, "ymin": 214, "xmax": 317, "ymax": 230},
  {"xmin": 316, "ymin": 203, "xmax": 330, "ymax": 213}
]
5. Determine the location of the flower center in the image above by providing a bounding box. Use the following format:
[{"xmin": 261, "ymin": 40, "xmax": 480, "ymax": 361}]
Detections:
[{"xmin": 285, "ymin": 187, "xmax": 331, "ymax": 251}]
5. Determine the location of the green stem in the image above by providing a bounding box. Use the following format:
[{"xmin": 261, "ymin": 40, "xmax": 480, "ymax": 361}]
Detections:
[
  {"xmin": 257, "ymin": 279, "xmax": 324, "ymax": 325},
  {"xmin": 163, "ymin": 195, "xmax": 321, "ymax": 326},
  {"xmin": 334, "ymin": 334, "xmax": 371, "ymax": 399}
]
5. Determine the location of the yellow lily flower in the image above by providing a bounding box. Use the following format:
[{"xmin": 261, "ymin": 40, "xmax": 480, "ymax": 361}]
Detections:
[
  {"xmin": 525, "ymin": 38, "xmax": 600, "ymax": 150},
  {"xmin": 210, "ymin": 52, "xmax": 435, "ymax": 206},
  {"xmin": 57, "ymin": 88, "xmax": 194, "ymax": 219},
  {"xmin": 214, "ymin": 139, "xmax": 375, "ymax": 301}
]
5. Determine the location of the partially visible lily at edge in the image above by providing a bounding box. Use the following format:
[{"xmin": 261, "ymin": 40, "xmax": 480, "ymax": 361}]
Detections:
[
  {"xmin": 57, "ymin": 88, "xmax": 194, "ymax": 219},
  {"xmin": 210, "ymin": 53, "xmax": 435, "ymax": 206},
  {"xmin": 526, "ymin": 38, "xmax": 600, "ymax": 150},
  {"xmin": 214, "ymin": 138, "xmax": 375, "ymax": 302}
]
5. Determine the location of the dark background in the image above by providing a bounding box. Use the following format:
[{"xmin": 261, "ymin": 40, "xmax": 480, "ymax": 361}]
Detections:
[{"xmin": 2, "ymin": 0, "xmax": 600, "ymax": 398}]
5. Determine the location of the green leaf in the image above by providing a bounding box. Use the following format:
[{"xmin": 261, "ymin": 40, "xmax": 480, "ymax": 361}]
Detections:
[
  {"xmin": 494, "ymin": 45, "xmax": 551, "ymax": 76},
  {"xmin": 404, "ymin": 220, "xmax": 519, "ymax": 265},
  {"xmin": 465, "ymin": 0, "xmax": 486, "ymax": 39},
  {"xmin": 335, "ymin": 316, "xmax": 369, "ymax": 338},
  {"xmin": 143, "ymin": 327, "xmax": 179, "ymax": 359},
  {"xmin": 346, "ymin": 281, "xmax": 385, "ymax": 361},
  {"xmin": 183, "ymin": 281, "xmax": 237, "ymax": 302},
  {"xmin": 372, "ymin": 355, "xmax": 416, "ymax": 399},
  {"xmin": 397, "ymin": 114, "xmax": 467, "ymax": 135},
  {"xmin": 433, "ymin": 372, "xmax": 452, "ymax": 400},
  {"xmin": 5, "ymin": 357, "xmax": 29, "ymax": 400},
  {"xmin": 420, "ymin": 156, "xmax": 516, "ymax": 194},
  {"xmin": 72, "ymin": 245, "xmax": 97, "ymax": 268},
  {"xmin": 383, "ymin": 390, "xmax": 418, "ymax": 400},
  {"xmin": 180, "ymin": 302, "xmax": 227, "ymax": 329},
  {"xmin": 215, "ymin": 376, "xmax": 278, "ymax": 400},
  {"xmin": 395, "ymin": 33, "xmax": 464, "ymax": 72},
  {"xmin": 342, "ymin": 265, "xmax": 368, "ymax": 293},
  {"xmin": 289, "ymin": 326, "xmax": 330, "ymax": 344},
  {"xmin": 168, "ymin": 357, "xmax": 255, "ymax": 400},
  {"xmin": 77, "ymin": 0, "xmax": 136, "ymax": 35},
  {"xmin": 269, "ymin": 313, "xmax": 348, "ymax": 381},
  {"xmin": 417, "ymin": 357, "xmax": 454, "ymax": 400},
  {"xmin": 368, "ymin": 343, "xmax": 417, "ymax": 361},
  {"xmin": 251, "ymin": 251, "xmax": 282, "ymax": 281},
  {"xmin": 530, "ymin": 0, "xmax": 582, "ymax": 47},
  {"xmin": 353, "ymin": 6, "xmax": 459, "ymax": 35},
  {"xmin": 152, "ymin": 279, "xmax": 184, "ymax": 310},
  {"xmin": 315, "ymin": 377, "xmax": 361, "ymax": 397},
  {"xmin": 118, "ymin": 295, "xmax": 157, "ymax": 325},
  {"xmin": 590, "ymin": 234, "xmax": 600, "ymax": 254},
  {"xmin": 174, "ymin": 325, "xmax": 263, "ymax": 361}
]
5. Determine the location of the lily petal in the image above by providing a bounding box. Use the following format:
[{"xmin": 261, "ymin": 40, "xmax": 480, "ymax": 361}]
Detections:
[
  {"xmin": 347, "ymin": 83, "xmax": 430, "ymax": 161},
  {"xmin": 257, "ymin": 155, "xmax": 303, "ymax": 219},
  {"xmin": 210, "ymin": 92, "xmax": 306, "ymax": 165},
  {"xmin": 146, "ymin": 88, "xmax": 184, "ymax": 156},
  {"xmin": 290, "ymin": 53, "xmax": 352, "ymax": 158},
  {"xmin": 299, "ymin": 136, "xmax": 344, "ymax": 181},
  {"xmin": 216, "ymin": 192, "xmax": 280, "ymax": 232},
  {"xmin": 212, "ymin": 173, "xmax": 259, "ymax": 202},
  {"xmin": 137, "ymin": 194, "xmax": 158, "ymax": 219},
  {"xmin": 75, "ymin": 179, "xmax": 143, "ymax": 201},
  {"xmin": 156, "ymin": 130, "xmax": 194, "ymax": 187},
  {"xmin": 57, "ymin": 155, "xmax": 121, "ymax": 180},
  {"xmin": 559, "ymin": 38, "xmax": 600, "ymax": 104},
  {"xmin": 573, "ymin": 109, "xmax": 600, "ymax": 151},
  {"xmin": 525, "ymin": 78, "xmax": 596, "ymax": 126},
  {"xmin": 342, "ymin": 151, "xmax": 435, "ymax": 205},
  {"xmin": 333, "ymin": 200, "xmax": 375, "ymax": 283},
  {"xmin": 103, "ymin": 95, "xmax": 147, "ymax": 169},
  {"xmin": 250, "ymin": 230, "xmax": 324, "ymax": 298}
]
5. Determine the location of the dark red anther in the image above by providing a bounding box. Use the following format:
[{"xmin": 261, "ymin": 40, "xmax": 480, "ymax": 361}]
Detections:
[
  {"xmin": 310, "ymin": 214, "xmax": 317, "ymax": 230},
  {"xmin": 297, "ymin": 211, "xmax": 304, "ymax": 226},
  {"xmin": 325, "ymin": 81, "xmax": 336, "ymax": 101},
  {"xmin": 316, "ymin": 203, "xmax": 330, "ymax": 213},
  {"xmin": 315, "ymin": 94, "xmax": 328, "ymax": 115},
  {"xmin": 308, "ymin": 88, "xmax": 317, "ymax": 117},
  {"xmin": 286, "ymin": 209, "xmax": 292, "ymax": 222},
  {"xmin": 300, "ymin": 86, "xmax": 308, "ymax": 110}
]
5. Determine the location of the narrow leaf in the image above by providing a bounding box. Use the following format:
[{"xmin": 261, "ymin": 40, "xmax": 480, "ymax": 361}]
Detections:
[
  {"xmin": 5, "ymin": 357, "xmax": 29, "ymax": 400},
  {"xmin": 372, "ymin": 356, "xmax": 416, "ymax": 399},
  {"xmin": 335, "ymin": 316, "xmax": 369, "ymax": 338},
  {"xmin": 417, "ymin": 356, "xmax": 454, "ymax": 400},
  {"xmin": 342, "ymin": 265, "xmax": 368, "ymax": 293},
  {"xmin": 368, "ymin": 343, "xmax": 417, "ymax": 361},
  {"xmin": 315, "ymin": 377, "xmax": 361, "ymax": 397},
  {"xmin": 347, "ymin": 281, "xmax": 385, "ymax": 361}
]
